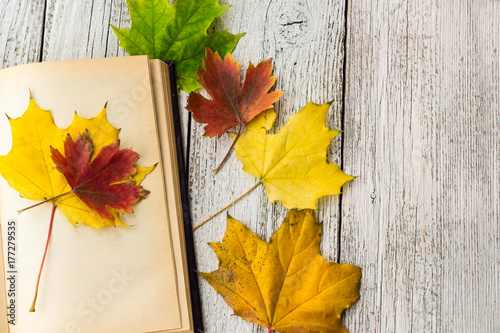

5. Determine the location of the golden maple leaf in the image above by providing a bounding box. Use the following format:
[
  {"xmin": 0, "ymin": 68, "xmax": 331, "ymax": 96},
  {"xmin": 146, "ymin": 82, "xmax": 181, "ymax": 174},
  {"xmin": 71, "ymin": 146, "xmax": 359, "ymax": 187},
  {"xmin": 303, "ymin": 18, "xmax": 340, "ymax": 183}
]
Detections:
[
  {"xmin": 0, "ymin": 96, "xmax": 154, "ymax": 228},
  {"xmin": 200, "ymin": 210, "xmax": 361, "ymax": 333},
  {"xmin": 194, "ymin": 102, "xmax": 354, "ymax": 230},
  {"xmin": 234, "ymin": 102, "xmax": 353, "ymax": 209}
]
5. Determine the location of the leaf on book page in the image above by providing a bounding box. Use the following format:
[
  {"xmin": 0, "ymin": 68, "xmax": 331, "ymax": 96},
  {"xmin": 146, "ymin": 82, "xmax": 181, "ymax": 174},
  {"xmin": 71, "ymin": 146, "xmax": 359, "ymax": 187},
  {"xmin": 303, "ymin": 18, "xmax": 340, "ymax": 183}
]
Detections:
[
  {"xmin": 0, "ymin": 95, "xmax": 156, "ymax": 312},
  {"xmin": 51, "ymin": 130, "xmax": 150, "ymax": 222},
  {"xmin": 0, "ymin": 96, "xmax": 155, "ymax": 228},
  {"xmin": 200, "ymin": 210, "xmax": 361, "ymax": 333},
  {"xmin": 186, "ymin": 48, "xmax": 283, "ymax": 173},
  {"xmin": 112, "ymin": 0, "xmax": 244, "ymax": 92}
]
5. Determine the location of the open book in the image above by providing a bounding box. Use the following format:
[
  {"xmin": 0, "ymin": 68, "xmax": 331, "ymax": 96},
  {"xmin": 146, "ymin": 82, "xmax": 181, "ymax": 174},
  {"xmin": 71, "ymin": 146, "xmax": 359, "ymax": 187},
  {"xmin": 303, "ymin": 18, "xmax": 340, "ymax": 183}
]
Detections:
[{"xmin": 0, "ymin": 57, "xmax": 202, "ymax": 333}]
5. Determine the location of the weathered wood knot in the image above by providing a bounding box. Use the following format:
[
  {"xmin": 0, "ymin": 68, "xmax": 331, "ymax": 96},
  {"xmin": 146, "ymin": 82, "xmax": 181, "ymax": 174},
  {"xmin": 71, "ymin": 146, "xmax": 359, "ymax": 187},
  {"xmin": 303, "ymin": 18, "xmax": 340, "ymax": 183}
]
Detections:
[{"xmin": 278, "ymin": 10, "xmax": 309, "ymax": 45}]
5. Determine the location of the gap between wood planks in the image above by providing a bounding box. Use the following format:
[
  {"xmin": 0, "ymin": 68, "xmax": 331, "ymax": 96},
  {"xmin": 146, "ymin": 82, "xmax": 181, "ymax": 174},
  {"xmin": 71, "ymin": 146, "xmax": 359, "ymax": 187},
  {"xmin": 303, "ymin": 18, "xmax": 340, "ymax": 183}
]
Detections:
[
  {"xmin": 337, "ymin": 0, "xmax": 350, "ymax": 264},
  {"xmin": 38, "ymin": 0, "xmax": 48, "ymax": 62}
]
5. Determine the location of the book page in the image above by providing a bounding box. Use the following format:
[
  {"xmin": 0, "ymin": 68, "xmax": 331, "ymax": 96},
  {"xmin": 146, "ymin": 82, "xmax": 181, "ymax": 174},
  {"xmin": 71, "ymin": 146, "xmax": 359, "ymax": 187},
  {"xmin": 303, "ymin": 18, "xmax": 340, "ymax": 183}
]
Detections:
[
  {"xmin": 0, "ymin": 57, "xmax": 182, "ymax": 333},
  {"xmin": 149, "ymin": 60, "xmax": 193, "ymax": 333}
]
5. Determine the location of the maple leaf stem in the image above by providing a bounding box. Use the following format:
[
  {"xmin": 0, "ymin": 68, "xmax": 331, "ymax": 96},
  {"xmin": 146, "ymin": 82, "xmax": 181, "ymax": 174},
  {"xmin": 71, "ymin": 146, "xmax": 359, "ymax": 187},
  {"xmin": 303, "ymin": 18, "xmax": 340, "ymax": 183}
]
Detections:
[
  {"xmin": 30, "ymin": 202, "xmax": 57, "ymax": 312},
  {"xmin": 213, "ymin": 124, "xmax": 244, "ymax": 175},
  {"xmin": 17, "ymin": 190, "xmax": 74, "ymax": 214},
  {"xmin": 193, "ymin": 181, "xmax": 262, "ymax": 231}
]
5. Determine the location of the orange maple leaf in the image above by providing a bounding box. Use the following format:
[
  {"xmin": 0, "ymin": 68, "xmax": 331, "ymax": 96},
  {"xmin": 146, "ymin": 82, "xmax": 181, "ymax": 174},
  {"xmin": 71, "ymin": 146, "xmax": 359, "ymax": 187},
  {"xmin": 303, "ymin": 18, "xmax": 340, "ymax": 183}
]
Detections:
[{"xmin": 200, "ymin": 210, "xmax": 361, "ymax": 333}]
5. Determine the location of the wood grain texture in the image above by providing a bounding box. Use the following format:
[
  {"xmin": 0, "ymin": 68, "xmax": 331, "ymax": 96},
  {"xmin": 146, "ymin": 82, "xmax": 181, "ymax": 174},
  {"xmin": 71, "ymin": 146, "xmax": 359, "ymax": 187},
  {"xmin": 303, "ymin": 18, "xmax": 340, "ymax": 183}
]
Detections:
[
  {"xmin": 341, "ymin": 0, "xmax": 500, "ymax": 332},
  {"xmin": 187, "ymin": 0, "xmax": 347, "ymax": 332},
  {"xmin": 0, "ymin": 0, "xmax": 45, "ymax": 69}
]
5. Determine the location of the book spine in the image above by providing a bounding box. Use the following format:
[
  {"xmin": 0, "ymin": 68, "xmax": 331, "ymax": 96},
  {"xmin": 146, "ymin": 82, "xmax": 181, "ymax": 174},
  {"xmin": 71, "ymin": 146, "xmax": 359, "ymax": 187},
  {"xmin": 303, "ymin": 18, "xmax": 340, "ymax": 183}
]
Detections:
[{"xmin": 165, "ymin": 61, "xmax": 204, "ymax": 333}]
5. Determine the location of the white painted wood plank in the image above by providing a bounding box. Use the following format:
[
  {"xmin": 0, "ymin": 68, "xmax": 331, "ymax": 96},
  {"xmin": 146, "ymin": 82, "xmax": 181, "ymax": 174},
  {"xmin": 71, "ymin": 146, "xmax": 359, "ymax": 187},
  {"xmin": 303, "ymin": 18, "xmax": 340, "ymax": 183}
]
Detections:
[
  {"xmin": 42, "ymin": 0, "xmax": 128, "ymax": 60},
  {"xmin": 42, "ymin": 0, "xmax": 110, "ymax": 61},
  {"xmin": 106, "ymin": 0, "xmax": 130, "ymax": 58},
  {"xmin": 187, "ymin": 1, "xmax": 347, "ymax": 332},
  {"xmin": 0, "ymin": 0, "xmax": 45, "ymax": 69},
  {"xmin": 341, "ymin": 0, "xmax": 500, "ymax": 332}
]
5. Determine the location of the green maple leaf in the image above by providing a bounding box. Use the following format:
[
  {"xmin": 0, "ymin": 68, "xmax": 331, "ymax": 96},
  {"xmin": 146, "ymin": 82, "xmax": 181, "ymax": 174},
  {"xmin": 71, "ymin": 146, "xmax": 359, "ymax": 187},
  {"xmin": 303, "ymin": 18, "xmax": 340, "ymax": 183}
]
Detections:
[{"xmin": 112, "ymin": 0, "xmax": 244, "ymax": 92}]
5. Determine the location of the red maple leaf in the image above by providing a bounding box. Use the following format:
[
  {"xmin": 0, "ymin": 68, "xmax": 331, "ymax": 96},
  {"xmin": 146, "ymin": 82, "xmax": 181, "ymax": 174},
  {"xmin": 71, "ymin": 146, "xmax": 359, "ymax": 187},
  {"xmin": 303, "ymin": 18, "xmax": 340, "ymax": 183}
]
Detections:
[
  {"xmin": 50, "ymin": 130, "xmax": 149, "ymax": 223},
  {"xmin": 186, "ymin": 47, "xmax": 283, "ymax": 173}
]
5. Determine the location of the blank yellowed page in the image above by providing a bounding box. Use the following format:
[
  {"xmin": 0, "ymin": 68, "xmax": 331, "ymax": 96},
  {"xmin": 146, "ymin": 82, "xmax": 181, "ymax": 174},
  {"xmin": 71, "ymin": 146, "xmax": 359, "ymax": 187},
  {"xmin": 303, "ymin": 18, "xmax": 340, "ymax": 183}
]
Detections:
[
  {"xmin": 149, "ymin": 60, "xmax": 193, "ymax": 333},
  {"xmin": 0, "ymin": 56, "xmax": 182, "ymax": 333}
]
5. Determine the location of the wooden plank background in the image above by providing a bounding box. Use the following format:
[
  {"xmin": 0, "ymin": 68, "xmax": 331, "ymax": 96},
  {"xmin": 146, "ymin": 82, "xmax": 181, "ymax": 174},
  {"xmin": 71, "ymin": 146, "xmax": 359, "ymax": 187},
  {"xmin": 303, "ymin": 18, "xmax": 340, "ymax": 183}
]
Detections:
[{"xmin": 0, "ymin": 0, "xmax": 499, "ymax": 332}]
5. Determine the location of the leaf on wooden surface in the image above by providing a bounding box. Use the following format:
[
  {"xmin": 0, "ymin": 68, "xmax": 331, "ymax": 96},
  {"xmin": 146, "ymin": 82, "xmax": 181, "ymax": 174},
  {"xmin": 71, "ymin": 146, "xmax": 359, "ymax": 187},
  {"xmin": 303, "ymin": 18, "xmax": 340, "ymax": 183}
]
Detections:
[
  {"xmin": 112, "ymin": 0, "xmax": 244, "ymax": 92},
  {"xmin": 234, "ymin": 102, "xmax": 353, "ymax": 209},
  {"xmin": 194, "ymin": 102, "xmax": 353, "ymax": 230},
  {"xmin": 200, "ymin": 210, "xmax": 361, "ymax": 333},
  {"xmin": 187, "ymin": 48, "xmax": 283, "ymax": 137},
  {"xmin": 187, "ymin": 48, "xmax": 283, "ymax": 173},
  {"xmin": 0, "ymin": 96, "xmax": 154, "ymax": 228},
  {"xmin": 50, "ymin": 130, "xmax": 150, "ymax": 223}
]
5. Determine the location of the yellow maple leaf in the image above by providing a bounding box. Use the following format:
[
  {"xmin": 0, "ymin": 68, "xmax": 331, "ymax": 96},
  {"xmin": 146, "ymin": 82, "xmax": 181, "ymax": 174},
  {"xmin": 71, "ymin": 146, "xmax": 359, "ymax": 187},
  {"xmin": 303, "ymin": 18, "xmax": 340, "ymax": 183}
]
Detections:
[
  {"xmin": 235, "ymin": 102, "xmax": 353, "ymax": 209},
  {"xmin": 194, "ymin": 102, "xmax": 353, "ymax": 230},
  {"xmin": 0, "ymin": 97, "xmax": 154, "ymax": 228},
  {"xmin": 200, "ymin": 210, "xmax": 361, "ymax": 333}
]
